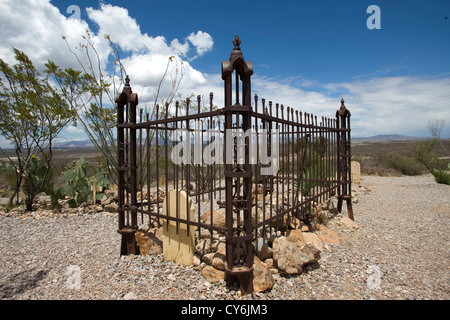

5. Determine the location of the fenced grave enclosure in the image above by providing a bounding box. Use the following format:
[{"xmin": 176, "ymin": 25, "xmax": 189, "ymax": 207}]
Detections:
[{"xmin": 116, "ymin": 36, "xmax": 353, "ymax": 294}]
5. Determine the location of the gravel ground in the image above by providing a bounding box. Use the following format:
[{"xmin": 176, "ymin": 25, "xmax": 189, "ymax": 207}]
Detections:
[{"xmin": 0, "ymin": 174, "xmax": 449, "ymax": 300}]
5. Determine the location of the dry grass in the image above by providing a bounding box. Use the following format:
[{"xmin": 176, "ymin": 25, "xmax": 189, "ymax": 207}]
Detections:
[{"xmin": 352, "ymin": 139, "xmax": 450, "ymax": 176}]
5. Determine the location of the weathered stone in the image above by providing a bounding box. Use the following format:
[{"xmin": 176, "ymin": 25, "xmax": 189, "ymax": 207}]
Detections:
[
  {"xmin": 90, "ymin": 204, "xmax": 103, "ymax": 213},
  {"xmin": 202, "ymin": 252, "xmax": 215, "ymax": 265},
  {"xmin": 195, "ymin": 238, "xmax": 212, "ymax": 256},
  {"xmin": 316, "ymin": 224, "xmax": 340, "ymax": 245},
  {"xmin": 288, "ymin": 217, "xmax": 304, "ymax": 230},
  {"xmin": 104, "ymin": 189, "xmax": 119, "ymax": 201},
  {"xmin": 200, "ymin": 208, "xmax": 226, "ymax": 228},
  {"xmin": 285, "ymin": 229, "xmax": 323, "ymax": 252},
  {"xmin": 264, "ymin": 258, "xmax": 274, "ymax": 268},
  {"xmin": 193, "ymin": 255, "xmax": 201, "ymax": 266},
  {"xmin": 339, "ymin": 216, "xmax": 360, "ymax": 230},
  {"xmin": 272, "ymin": 233, "xmax": 321, "ymax": 275},
  {"xmin": 255, "ymin": 238, "xmax": 273, "ymax": 260},
  {"xmin": 215, "ymin": 241, "xmax": 226, "ymax": 255},
  {"xmin": 286, "ymin": 229, "xmax": 303, "ymax": 243},
  {"xmin": 252, "ymin": 256, "xmax": 275, "ymax": 293},
  {"xmin": 100, "ymin": 195, "xmax": 113, "ymax": 206},
  {"xmin": 162, "ymin": 190, "xmax": 195, "ymax": 266},
  {"xmin": 135, "ymin": 227, "xmax": 163, "ymax": 255},
  {"xmin": 104, "ymin": 203, "xmax": 118, "ymax": 213},
  {"xmin": 201, "ymin": 265, "xmax": 224, "ymax": 284},
  {"xmin": 211, "ymin": 252, "xmax": 226, "ymax": 271},
  {"xmin": 301, "ymin": 232, "xmax": 324, "ymax": 252}
]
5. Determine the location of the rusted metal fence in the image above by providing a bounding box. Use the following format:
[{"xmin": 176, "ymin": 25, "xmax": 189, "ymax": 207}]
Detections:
[{"xmin": 116, "ymin": 36, "xmax": 353, "ymax": 294}]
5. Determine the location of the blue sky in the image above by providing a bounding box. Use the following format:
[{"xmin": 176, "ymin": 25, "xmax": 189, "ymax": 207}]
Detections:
[
  {"xmin": 52, "ymin": 0, "xmax": 449, "ymax": 82},
  {"xmin": 0, "ymin": 0, "xmax": 449, "ymax": 148}
]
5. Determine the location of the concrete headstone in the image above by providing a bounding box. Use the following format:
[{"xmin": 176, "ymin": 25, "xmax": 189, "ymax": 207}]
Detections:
[
  {"xmin": 162, "ymin": 190, "xmax": 195, "ymax": 266},
  {"xmin": 351, "ymin": 161, "xmax": 361, "ymax": 184}
]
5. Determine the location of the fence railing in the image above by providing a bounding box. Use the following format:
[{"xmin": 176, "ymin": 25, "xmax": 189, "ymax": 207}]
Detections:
[{"xmin": 116, "ymin": 36, "xmax": 353, "ymax": 294}]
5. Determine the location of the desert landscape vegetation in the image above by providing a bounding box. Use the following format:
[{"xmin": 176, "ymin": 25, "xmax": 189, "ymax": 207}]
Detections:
[
  {"xmin": 0, "ymin": 1, "xmax": 449, "ymax": 303},
  {"xmin": 2, "ymin": 137, "xmax": 449, "ymax": 203}
]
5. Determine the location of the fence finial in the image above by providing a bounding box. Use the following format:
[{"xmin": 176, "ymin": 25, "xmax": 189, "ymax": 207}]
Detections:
[
  {"xmin": 229, "ymin": 35, "xmax": 244, "ymax": 61},
  {"xmin": 122, "ymin": 75, "xmax": 132, "ymax": 97},
  {"xmin": 337, "ymin": 98, "xmax": 351, "ymax": 117},
  {"xmin": 232, "ymin": 35, "xmax": 241, "ymax": 50}
]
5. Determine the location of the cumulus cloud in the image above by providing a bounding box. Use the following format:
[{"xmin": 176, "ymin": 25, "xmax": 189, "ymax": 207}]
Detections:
[
  {"xmin": 187, "ymin": 31, "xmax": 214, "ymax": 59},
  {"xmin": 333, "ymin": 76, "xmax": 450, "ymax": 137},
  {"xmin": 65, "ymin": 126, "xmax": 84, "ymax": 134},
  {"xmin": 83, "ymin": 4, "xmax": 214, "ymax": 106},
  {"xmin": 252, "ymin": 74, "xmax": 450, "ymax": 138},
  {"xmin": 0, "ymin": 0, "xmax": 218, "ymax": 147},
  {"xmin": 0, "ymin": 0, "xmax": 90, "ymax": 69},
  {"xmin": 1, "ymin": 0, "xmax": 449, "ymax": 145}
]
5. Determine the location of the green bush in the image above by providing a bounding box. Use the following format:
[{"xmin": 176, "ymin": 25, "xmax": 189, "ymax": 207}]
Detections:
[
  {"xmin": 384, "ymin": 153, "xmax": 423, "ymax": 176},
  {"xmin": 22, "ymin": 156, "xmax": 54, "ymax": 211},
  {"xmin": 432, "ymin": 169, "xmax": 450, "ymax": 185}
]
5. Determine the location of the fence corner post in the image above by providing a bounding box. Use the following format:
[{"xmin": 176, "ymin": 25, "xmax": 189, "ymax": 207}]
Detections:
[
  {"xmin": 336, "ymin": 99, "xmax": 354, "ymax": 220},
  {"xmin": 117, "ymin": 75, "xmax": 140, "ymax": 255},
  {"xmin": 222, "ymin": 35, "xmax": 255, "ymax": 295}
]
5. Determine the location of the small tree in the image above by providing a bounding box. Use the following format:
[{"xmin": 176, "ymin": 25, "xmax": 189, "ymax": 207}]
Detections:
[
  {"xmin": 414, "ymin": 139, "xmax": 450, "ymax": 185},
  {"xmin": 427, "ymin": 119, "xmax": 449, "ymax": 156},
  {"xmin": 61, "ymin": 31, "xmax": 186, "ymax": 186},
  {"xmin": 0, "ymin": 49, "xmax": 77, "ymax": 208}
]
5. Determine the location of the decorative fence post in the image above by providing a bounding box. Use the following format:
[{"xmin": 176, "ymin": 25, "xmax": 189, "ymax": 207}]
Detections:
[
  {"xmin": 117, "ymin": 76, "xmax": 140, "ymax": 255},
  {"xmin": 222, "ymin": 35, "xmax": 254, "ymax": 294},
  {"xmin": 336, "ymin": 99, "xmax": 354, "ymax": 220}
]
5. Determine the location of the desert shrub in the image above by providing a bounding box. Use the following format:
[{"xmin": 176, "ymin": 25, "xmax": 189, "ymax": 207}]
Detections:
[
  {"xmin": 22, "ymin": 156, "xmax": 54, "ymax": 211},
  {"xmin": 432, "ymin": 169, "xmax": 450, "ymax": 185},
  {"xmin": 384, "ymin": 153, "xmax": 423, "ymax": 176},
  {"xmin": 0, "ymin": 160, "xmax": 16, "ymax": 197}
]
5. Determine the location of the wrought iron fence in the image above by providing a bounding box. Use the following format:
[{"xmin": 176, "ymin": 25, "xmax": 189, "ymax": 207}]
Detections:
[{"xmin": 116, "ymin": 36, "xmax": 353, "ymax": 294}]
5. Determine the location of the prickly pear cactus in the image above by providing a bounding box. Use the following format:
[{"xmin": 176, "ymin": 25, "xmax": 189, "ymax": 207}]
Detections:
[
  {"xmin": 61, "ymin": 156, "xmax": 91, "ymax": 208},
  {"xmin": 61, "ymin": 156, "xmax": 110, "ymax": 208}
]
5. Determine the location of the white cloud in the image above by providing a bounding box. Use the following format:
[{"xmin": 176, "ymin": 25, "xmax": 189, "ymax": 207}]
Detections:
[
  {"xmin": 86, "ymin": 4, "xmax": 173, "ymax": 56},
  {"xmin": 0, "ymin": 1, "xmax": 215, "ymax": 108},
  {"xmin": 252, "ymin": 76, "xmax": 337, "ymax": 118},
  {"xmin": 170, "ymin": 38, "xmax": 190, "ymax": 56},
  {"xmin": 187, "ymin": 31, "xmax": 214, "ymax": 59},
  {"xmin": 1, "ymin": 0, "xmax": 449, "ymax": 147},
  {"xmin": 331, "ymin": 76, "xmax": 450, "ymax": 137},
  {"xmin": 0, "ymin": 0, "xmax": 91, "ymax": 70},
  {"xmin": 0, "ymin": 0, "xmax": 218, "ymax": 148},
  {"xmin": 65, "ymin": 126, "xmax": 83, "ymax": 134},
  {"xmin": 83, "ymin": 4, "xmax": 213, "ymax": 106},
  {"xmin": 252, "ymin": 74, "xmax": 450, "ymax": 138}
]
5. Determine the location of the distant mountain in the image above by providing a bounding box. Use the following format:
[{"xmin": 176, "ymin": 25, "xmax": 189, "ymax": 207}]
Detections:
[
  {"xmin": 352, "ymin": 134, "xmax": 427, "ymax": 142},
  {"xmin": 52, "ymin": 134, "xmax": 431, "ymax": 148},
  {"xmin": 53, "ymin": 139, "xmax": 94, "ymax": 148}
]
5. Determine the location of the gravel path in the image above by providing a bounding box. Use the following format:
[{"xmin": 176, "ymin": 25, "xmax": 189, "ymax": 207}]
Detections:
[{"xmin": 0, "ymin": 174, "xmax": 449, "ymax": 300}]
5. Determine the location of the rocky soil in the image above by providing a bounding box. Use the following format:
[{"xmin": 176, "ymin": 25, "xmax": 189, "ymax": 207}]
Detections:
[{"xmin": 0, "ymin": 174, "xmax": 449, "ymax": 300}]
